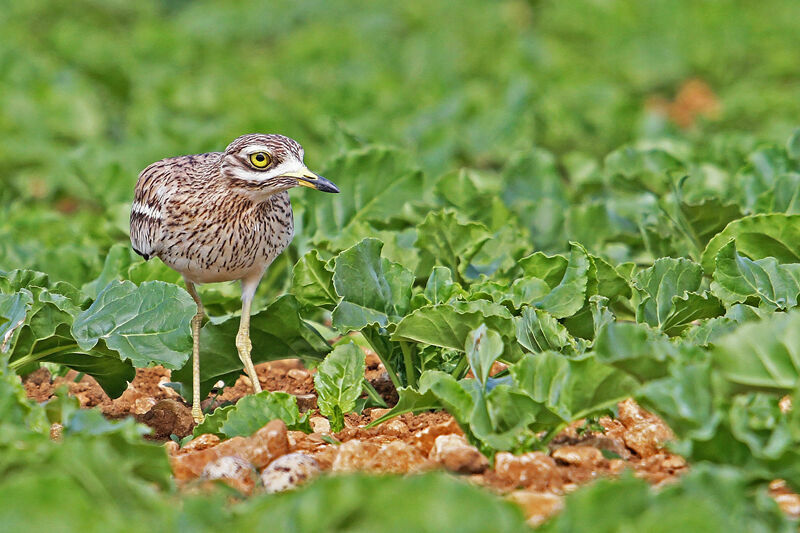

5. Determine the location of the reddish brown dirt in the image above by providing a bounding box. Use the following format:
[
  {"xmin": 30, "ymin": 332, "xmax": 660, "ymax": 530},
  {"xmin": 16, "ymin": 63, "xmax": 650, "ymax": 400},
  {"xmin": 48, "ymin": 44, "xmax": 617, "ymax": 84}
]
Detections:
[{"xmin": 21, "ymin": 360, "xmax": 795, "ymax": 526}]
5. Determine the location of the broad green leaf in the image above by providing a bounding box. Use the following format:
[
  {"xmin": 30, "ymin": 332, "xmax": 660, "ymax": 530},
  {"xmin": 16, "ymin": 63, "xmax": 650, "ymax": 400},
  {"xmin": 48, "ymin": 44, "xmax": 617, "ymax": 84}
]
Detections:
[
  {"xmin": 173, "ymin": 295, "xmax": 331, "ymax": 399},
  {"xmin": 465, "ymin": 324, "xmax": 503, "ymax": 387},
  {"xmin": 291, "ymin": 250, "xmax": 337, "ymax": 309},
  {"xmin": 677, "ymin": 199, "xmax": 744, "ymax": 248},
  {"xmin": 0, "ymin": 291, "xmax": 32, "ymax": 355},
  {"xmin": 300, "ymin": 147, "xmax": 425, "ymax": 251},
  {"xmin": 366, "ymin": 386, "xmax": 441, "ymax": 428},
  {"xmin": 331, "ymin": 238, "xmax": 414, "ymax": 331},
  {"xmin": 511, "ymin": 351, "xmax": 638, "ymax": 421},
  {"xmin": 711, "ymin": 310, "xmax": 800, "ymax": 391},
  {"xmin": 418, "ymin": 370, "xmax": 474, "ymax": 422},
  {"xmin": 415, "ymin": 209, "xmax": 491, "ymax": 281},
  {"xmin": 729, "ymin": 393, "xmax": 793, "ymax": 460},
  {"xmin": 754, "ymin": 173, "xmax": 800, "ymax": 214},
  {"xmin": 314, "ymin": 342, "xmax": 365, "ymax": 432},
  {"xmin": 195, "ymin": 391, "xmax": 310, "ymax": 438},
  {"xmin": 634, "ymin": 257, "xmax": 721, "ymax": 333},
  {"xmin": 604, "ymin": 146, "xmax": 685, "ymax": 195},
  {"xmin": 594, "ymin": 322, "xmax": 675, "ymax": 381},
  {"xmin": 535, "ymin": 243, "xmax": 590, "ymax": 319},
  {"xmin": 393, "ymin": 299, "xmax": 520, "ymax": 362},
  {"xmin": 788, "ymin": 128, "xmax": 800, "ymax": 160},
  {"xmin": 517, "ymin": 251, "xmax": 568, "ymax": 289},
  {"xmin": 712, "ymin": 240, "xmax": 800, "ymax": 309},
  {"xmin": 239, "ymin": 473, "xmax": 530, "ymax": 532},
  {"xmin": 540, "ymin": 466, "xmax": 793, "ymax": 533},
  {"xmin": 638, "ymin": 361, "xmax": 720, "ymax": 442},
  {"xmin": 81, "ymin": 244, "xmax": 140, "ymax": 300},
  {"xmin": 423, "ymin": 266, "xmax": 462, "ymax": 305},
  {"xmin": 515, "ymin": 306, "xmax": 587, "ymax": 355},
  {"xmin": 72, "ymin": 280, "xmax": 195, "ymax": 369},
  {"xmin": 701, "ymin": 214, "xmax": 800, "ymax": 274}
]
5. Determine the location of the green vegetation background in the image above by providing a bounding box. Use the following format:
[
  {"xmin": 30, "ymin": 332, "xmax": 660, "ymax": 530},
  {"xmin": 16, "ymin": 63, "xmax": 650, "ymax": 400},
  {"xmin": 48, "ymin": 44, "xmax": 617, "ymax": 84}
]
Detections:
[
  {"xmin": 2, "ymin": 1, "xmax": 800, "ymax": 531},
  {"xmin": 2, "ymin": 0, "xmax": 799, "ymax": 285}
]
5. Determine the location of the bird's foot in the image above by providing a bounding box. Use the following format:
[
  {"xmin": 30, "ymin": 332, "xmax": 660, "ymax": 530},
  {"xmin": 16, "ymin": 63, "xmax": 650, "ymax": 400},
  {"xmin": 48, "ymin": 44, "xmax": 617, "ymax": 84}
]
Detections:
[{"xmin": 191, "ymin": 407, "xmax": 204, "ymax": 424}]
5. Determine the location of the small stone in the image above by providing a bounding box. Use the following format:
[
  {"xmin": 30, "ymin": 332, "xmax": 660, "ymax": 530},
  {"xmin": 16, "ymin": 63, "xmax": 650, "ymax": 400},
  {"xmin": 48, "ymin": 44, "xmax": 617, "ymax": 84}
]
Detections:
[
  {"xmin": 201, "ymin": 456, "xmax": 256, "ymax": 494},
  {"xmin": 410, "ymin": 418, "xmax": 462, "ymax": 454},
  {"xmin": 370, "ymin": 440, "xmax": 431, "ymax": 474},
  {"xmin": 369, "ymin": 408, "xmax": 391, "ymax": 422},
  {"xmin": 602, "ymin": 399, "xmax": 674, "ymax": 458},
  {"xmin": 429, "ymin": 434, "xmax": 488, "ymax": 474},
  {"xmin": 508, "ymin": 491, "xmax": 563, "ymax": 528},
  {"xmin": 171, "ymin": 419, "xmax": 288, "ymax": 481},
  {"xmin": 294, "ymin": 393, "xmax": 316, "ymax": 412},
  {"xmin": 494, "ymin": 451, "xmax": 562, "ymax": 491},
  {"xmin": 182, "ymin": 433, "xmax": 221, "ymax": 452},
  {"xmin": 310, "ymin": 416, "xmax": 331, "ymax": 433},
  {"xmin": 260, "ymin": 452, "xmax": 320, "ymax": 493},
  {"xmin": 382, "ymin": 419, "xmax": 408, "ymax": 437},
  {"xmin": 551, "ymin": 446, "xmax": 604, "ymax": 467},
  {"xmin": 287, "ymin": 368, "xmax": 309, "ymax": 381},
  {"xmin": 134, "ymin": 397, "xmax": 157, "ymax": 415},
  {"xmin": 164, "ymin": 440, "xmax": 180, "ymax": 455},
  {"xmin": 331, "ymin": 440, "xmax": 381, "ymax": 472},
  {"xmin": 49, "ymin": 423, "xmax": 63, "ymax": 442}
]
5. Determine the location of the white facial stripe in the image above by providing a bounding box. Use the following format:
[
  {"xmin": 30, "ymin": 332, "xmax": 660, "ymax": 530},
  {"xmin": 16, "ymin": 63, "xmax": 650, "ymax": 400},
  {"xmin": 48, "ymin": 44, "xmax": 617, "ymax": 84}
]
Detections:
[
  {"xmin": 241, "ymin": 144, "xmax": 274, "ymax": 155},
  {"xmin": 231, "ymin": 158, "xmax": 307, "ymax": 182},
  {"xmin": 131, "ymin": 202, "xmax": 162, "ymax": 220}
]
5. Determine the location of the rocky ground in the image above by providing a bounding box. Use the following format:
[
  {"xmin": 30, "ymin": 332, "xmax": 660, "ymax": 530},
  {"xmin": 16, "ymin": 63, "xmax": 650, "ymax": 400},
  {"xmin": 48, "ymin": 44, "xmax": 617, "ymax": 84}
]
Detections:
[{"xmin": 24, "ymin": 356, "xmax": 800, "ymax": 527}]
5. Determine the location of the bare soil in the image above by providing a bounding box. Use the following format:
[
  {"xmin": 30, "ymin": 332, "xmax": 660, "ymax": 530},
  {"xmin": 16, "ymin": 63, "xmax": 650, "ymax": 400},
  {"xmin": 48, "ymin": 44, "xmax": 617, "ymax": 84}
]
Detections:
[{"xmin": 23, "ymin": 357, "xmax": 799, "ymax": 526}]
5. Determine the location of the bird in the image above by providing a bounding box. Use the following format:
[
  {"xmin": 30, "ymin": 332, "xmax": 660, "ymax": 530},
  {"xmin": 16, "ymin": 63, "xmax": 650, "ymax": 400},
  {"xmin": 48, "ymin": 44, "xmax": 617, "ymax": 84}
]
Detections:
[{"xmin": 129, "ymin": 133, "xmax": 339, "ymax": 423}]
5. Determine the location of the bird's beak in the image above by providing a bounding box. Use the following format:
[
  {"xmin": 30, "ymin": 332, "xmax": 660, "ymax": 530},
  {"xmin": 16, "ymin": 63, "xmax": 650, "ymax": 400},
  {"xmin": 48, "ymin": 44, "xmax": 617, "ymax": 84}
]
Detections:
[{"xmin": 281, "ymin": 167, "xmax": 340, "ymax": 193}]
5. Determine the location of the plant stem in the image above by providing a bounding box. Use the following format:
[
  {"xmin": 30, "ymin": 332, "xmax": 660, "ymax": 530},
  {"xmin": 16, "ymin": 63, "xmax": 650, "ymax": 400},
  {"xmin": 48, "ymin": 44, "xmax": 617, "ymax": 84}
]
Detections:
[
  {"xmin": 361, "ymin": 330, "xmax": 402, "ymax": 390},
  {"xmin": 399, "ymin": 341, "xmax": 417, "ymax": 389},
  {"xmin": 9, "ymin": 343, "xmax": 80, "ymax": 371},
  {"xmin": 361, "ymin": 378, "xmax": 387, "ymax": 408}
]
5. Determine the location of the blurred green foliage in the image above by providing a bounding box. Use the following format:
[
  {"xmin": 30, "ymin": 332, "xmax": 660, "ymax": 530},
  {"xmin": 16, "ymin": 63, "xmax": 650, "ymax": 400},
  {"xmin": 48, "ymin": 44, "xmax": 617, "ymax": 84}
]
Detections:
[{"xmin": 3, "ymin": 0, "xmax": 800, "ymax": 285}]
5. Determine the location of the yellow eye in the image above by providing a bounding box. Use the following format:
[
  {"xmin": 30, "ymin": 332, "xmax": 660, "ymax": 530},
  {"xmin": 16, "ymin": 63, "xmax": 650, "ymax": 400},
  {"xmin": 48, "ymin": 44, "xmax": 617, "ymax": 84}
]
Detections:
[{"xmin": 249, "ymin": 152, "xmax": 271, "ymax": 169}]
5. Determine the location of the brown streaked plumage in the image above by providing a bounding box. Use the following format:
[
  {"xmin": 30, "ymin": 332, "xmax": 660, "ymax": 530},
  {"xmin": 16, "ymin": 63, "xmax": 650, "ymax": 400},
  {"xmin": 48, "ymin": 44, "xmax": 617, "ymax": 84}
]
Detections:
[{"xmin": 130, "ymin": 133, "xmax": 339, "ymax": 423}]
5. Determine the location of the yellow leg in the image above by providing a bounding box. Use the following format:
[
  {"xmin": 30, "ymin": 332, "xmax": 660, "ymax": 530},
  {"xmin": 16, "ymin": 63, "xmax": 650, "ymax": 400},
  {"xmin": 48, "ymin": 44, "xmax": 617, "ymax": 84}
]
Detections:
[
  {"xmin": 184, "ymin": 279, "xmax": 205, "ymax": 423},
  {"xmin": 236, "ymin": 296, "xmax": 262, "ymax": 393}
]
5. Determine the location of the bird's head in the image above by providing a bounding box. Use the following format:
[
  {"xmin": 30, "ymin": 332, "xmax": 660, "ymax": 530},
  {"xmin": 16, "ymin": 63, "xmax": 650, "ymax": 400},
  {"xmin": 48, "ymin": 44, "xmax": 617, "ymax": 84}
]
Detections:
[{"xmin": 220, "ymin": 134, "xmax": 339, "ymax": 196}]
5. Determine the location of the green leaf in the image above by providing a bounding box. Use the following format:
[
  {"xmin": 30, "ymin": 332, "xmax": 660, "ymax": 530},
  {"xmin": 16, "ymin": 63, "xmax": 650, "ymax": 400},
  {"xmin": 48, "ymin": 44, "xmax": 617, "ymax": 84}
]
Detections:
[
  {"xmin": 712, "ymin": 240, "xmax": 800, "ymax": 309},
  {"xmin": 393, "ymin": 299, "xmax": 520, "ymax": 362},
  {"xmin": 465, "ymin": 324, "xmax": 503, "ymax": 387},
  {"xmin": 314, "ymin": 342, "xmax": 365, "ymax": 432},
  {"xmin": 0, "ymin": 291, "xmax": 32, "ymax": 355},
  {"xmin": 515, "ymin": 306, "xmax": 588, "ymax": 355},
  {"xmin": 593, "ymin": 322, "xmax": 674, "ymax": 381},
  {"xmin": 291, "ymin": 250, "xmax": 337, "ymax": 310},
  {"xmin": 788, "ymin": 128, "xmax": 800, "ymax": 160},
  {"xmin": 72, "ymin": 280, "xmax": 194, "ymax": 369},
  {"xmin": 415, "ymin": 209, "xmax": 491, "ymax": 281},
  {"xmin": 331, "ymin": 238, "xmax": 414, "ymax": 332},
  {"xmin": 423, "ymin": 266, "xmax": 462, "ymax": 304},
  {"xmin": 366, "ymin": 386, "xmax": 441, "ymax": 428},
  {"xmin": 511, "ymin": 351, "xmax": 638, "ymax": 421},
  {"xmin": 701, "ymin": 214, "xmax": 800, "ymax": 274},
  {"xmin": 194, "ymin": 391, "xmax": 310, "ymax": 438},
  {"xmin": 535, "ymin": 243, "xmax": 590, "ymax": 319},
  {"xmin": 711, "ymin": 310, "xmax": 800, "ymax": 392},
  {"xmin": 239, "ymin": 473, "xmax": 530, "ymax": 532},
  {"xmin": 634, "ymin": 257, "xmax": 722, "ymax": 333},
  {"xmin": 729, "ymin": 393, "xmax": 793, "ymax": 460},
  {"xmin": 173, "ymin": 295, "xmax": 331, "ymax": 399},
  {"xmin": 677, "ymin": 199, "xmax": 744, "ymax": 248},
  {"xmin": 638, "ymin": 360, "xmax": 720, "ymax": 442},
  {"xmin": 517, "ymin": 251, "xmax": 568, "ymax": 289},
  {"xmin": 300, "ymin": 147, "xmax": 425, "ymax": 251}
]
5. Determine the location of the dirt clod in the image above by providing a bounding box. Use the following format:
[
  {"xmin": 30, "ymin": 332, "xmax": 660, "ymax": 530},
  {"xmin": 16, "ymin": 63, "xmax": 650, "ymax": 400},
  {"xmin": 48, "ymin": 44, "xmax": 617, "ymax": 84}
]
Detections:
[
  {"xmin": 494, "ymin": 452, "xmax": 563, "ymax": 492},
  {"xmin": 138, "ymin": 399, "xmax": 194, "ymax": 439}
]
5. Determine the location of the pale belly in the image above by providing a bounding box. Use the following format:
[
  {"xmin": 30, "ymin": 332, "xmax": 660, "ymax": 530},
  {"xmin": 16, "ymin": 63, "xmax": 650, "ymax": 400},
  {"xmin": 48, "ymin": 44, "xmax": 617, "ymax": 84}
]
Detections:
[{"xmin": 157, "ymin": 212, "xmax": 294, "ymax": 284}]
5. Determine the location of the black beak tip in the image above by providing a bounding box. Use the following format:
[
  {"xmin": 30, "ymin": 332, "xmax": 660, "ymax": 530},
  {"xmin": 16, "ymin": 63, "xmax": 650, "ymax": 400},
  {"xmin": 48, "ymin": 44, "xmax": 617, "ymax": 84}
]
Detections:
[{"xmin": 317, "ymin": 176, "xmax": 340, "ymax": 193}]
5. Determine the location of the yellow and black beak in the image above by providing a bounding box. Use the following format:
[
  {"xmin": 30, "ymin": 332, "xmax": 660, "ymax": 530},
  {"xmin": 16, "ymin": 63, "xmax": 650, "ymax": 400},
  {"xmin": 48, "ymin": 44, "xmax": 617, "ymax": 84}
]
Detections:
[{"xmin": 281, "ymin": 167, "xmax": 340, "ymax": 193}]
